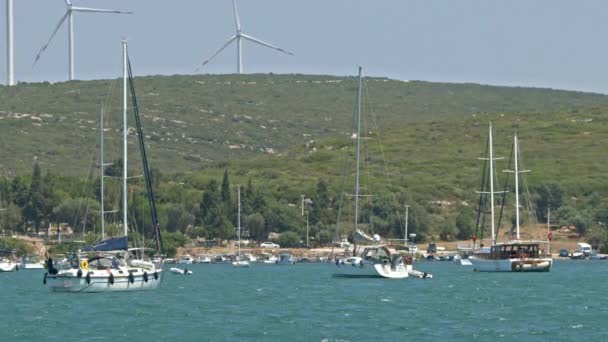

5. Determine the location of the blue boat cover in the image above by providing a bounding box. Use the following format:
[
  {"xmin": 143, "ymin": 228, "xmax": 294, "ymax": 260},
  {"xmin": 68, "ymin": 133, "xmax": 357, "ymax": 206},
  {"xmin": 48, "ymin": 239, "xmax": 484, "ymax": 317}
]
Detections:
[{"xmin": 82, "ymin": 236, "xmax": 128, "ymax": 252}]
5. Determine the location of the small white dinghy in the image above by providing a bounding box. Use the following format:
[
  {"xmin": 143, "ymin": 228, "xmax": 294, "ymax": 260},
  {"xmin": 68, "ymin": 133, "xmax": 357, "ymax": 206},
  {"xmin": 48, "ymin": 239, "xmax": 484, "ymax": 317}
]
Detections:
[
  {"xmin": 170, "ymin": 267, "xmax": 193, "ymax": 275},
  {"xmin": 408, "ymin": 269, "xmax": 433, "ymax": 279},
  {"xmin": 232, "ymin": 260, "xmax": 250, "ymax": 268}
]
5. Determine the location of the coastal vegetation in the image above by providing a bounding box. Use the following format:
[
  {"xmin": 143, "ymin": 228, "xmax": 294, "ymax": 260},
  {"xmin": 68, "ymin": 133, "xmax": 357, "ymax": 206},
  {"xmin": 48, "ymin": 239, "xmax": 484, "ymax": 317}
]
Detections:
[{"xmin": 1, "ymin": 74, "xmax": 608, "ymax": 255}]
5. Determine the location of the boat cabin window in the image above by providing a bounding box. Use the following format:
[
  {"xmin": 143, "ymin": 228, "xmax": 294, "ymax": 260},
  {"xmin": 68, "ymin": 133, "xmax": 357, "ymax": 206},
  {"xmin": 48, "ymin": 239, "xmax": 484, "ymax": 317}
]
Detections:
[{"xmin": 490, "ymin": 244, "xmax": 540, "ymax": 258}]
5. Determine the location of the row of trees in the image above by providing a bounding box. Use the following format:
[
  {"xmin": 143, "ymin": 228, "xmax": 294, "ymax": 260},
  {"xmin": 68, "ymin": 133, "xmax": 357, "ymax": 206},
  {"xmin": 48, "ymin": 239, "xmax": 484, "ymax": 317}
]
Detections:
[{"xmin": 2, "ymin": 164, "xmax": 608, "ymax": 253}]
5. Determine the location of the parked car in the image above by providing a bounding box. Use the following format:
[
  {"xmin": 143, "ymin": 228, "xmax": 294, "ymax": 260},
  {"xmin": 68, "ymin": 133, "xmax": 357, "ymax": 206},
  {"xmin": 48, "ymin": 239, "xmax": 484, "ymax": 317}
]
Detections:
[
  {"xmin": 260, "ymin": 242, "xmax": 280, "ymax": 248},
  {"xmin": 559, "ymin": 249, "xmax": 569, "ymax": 258}
]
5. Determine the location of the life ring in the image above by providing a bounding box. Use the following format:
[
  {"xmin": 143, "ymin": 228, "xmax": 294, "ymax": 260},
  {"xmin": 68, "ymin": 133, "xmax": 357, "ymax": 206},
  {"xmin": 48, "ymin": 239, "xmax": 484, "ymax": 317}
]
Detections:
[
  {"xmin": 80, "ymin": 260, "xmax": 88, "ymax": 269},
  {"xmin": 405, "ymin": 255, "xmax": 413, "ymax": 265}
]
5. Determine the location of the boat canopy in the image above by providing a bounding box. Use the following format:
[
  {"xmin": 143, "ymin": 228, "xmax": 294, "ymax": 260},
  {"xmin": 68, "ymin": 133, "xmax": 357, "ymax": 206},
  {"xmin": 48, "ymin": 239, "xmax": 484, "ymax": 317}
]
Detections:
[{"xmin": 82, "ymin": 236, "xmax": 128, "ymax": 252}]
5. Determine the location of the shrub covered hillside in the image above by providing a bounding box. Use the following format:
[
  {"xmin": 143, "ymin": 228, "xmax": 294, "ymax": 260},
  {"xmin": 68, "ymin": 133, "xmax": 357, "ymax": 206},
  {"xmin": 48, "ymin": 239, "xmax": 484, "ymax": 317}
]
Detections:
[
  {"xmin": 2, "ymin": 96, "xmax": 608, "ymax": 254},
  {"xmin": 1, "ymin": 74, "xmax": 607, "ymax": 176}
]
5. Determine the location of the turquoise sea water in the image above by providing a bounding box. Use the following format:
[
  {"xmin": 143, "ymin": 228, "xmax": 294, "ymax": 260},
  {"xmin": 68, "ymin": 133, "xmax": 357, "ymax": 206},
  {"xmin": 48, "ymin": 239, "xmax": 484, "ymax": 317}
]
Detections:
[{"xmin": 1, "ymin": 260, "xmax": 607, "ymax": 341}]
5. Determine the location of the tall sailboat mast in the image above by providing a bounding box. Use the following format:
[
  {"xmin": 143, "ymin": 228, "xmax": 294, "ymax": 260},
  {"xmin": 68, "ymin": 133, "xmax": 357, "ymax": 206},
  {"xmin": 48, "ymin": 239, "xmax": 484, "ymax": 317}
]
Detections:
[
  {"xmin": 488, "ymin": 123, "xmax": 496, "ymax": 245},
  {"xmin": 100, "ymin": 105, "xmax": 106, "ymax": 240},
  {"xmin": 122, "ymin": 39, "xmax": 128, "ymax": 237},
  {"xmin": 354, "ymin": 66, "xmax": 362, "ymax": 230},
  {"xmin": 237, "ymin": 185, "xmax": 241, "ymax": 257},
  {"xmin": 514, "ymin": 134, "xmax": 520, "ymax": 240}
]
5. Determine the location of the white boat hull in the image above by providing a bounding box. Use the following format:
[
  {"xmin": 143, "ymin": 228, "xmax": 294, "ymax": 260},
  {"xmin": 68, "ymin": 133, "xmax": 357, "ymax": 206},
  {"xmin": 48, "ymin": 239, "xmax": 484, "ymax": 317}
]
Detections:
[
  {"xmin": 469, "ymin": 256, "xmax": 552, "ymax": 272},
  {"xmin": 0, "ymin": 262, "xmax": 18, "ymax": 272},
  {"xmin": 170, "ymin": 267, "xmax": 192, "ymax": 275},
  {"xmin": 22, "ymin": 263, "xmax": 44, "ymax": 270},
  {"xmin": 232, "ymin": 261, "xmax": 250, "ymax": 268},
  {"xmin": 334, "ymin": 258, "xmax": 411, "ymax": 279},
  {"xmin": 44, "ymin": 268, "xmax": 163, "ymax": 292},
  {"xmin": 458, "ymin": 258, "xmax": 473, "ymax": 266}
]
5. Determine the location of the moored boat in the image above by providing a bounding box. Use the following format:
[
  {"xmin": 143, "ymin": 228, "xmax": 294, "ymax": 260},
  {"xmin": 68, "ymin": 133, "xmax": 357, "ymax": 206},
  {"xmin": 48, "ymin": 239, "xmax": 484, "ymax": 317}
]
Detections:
[
  {"xmin": 0, "ymin": 259, "xmax": 18, "ymax": 272},
  {"xmin": 334, "ymin": 245, "xmax": 412, "ymax": 278},
  {"xmin": 469, "ymin": 126, "xmax": 553, "ymax": 272},
  {"xmin": 44, "ymin": 40, "xmax": 164, "ymax": 292}
]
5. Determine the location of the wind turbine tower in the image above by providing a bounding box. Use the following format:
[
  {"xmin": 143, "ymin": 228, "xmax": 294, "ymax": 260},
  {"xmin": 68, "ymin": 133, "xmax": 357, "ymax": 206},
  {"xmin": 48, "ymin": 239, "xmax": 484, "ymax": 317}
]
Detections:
[
  {"xmin": 33, "ymin": 0, "xmax": 132, "ymax": 81},
  {"xmin": 6, "ymin": 0, "xmax": 14, "ymax": 86},
  {"xmin": 198, "ymin": 0, "xmax": 293, "ymax": 74}
]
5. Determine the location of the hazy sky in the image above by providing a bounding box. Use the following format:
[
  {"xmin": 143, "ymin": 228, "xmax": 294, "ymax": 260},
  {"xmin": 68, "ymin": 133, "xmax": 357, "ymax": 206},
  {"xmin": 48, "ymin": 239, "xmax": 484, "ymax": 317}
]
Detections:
[{"xmin": 2, "ymin": 0, "xmax": 608, "ymax": 93}]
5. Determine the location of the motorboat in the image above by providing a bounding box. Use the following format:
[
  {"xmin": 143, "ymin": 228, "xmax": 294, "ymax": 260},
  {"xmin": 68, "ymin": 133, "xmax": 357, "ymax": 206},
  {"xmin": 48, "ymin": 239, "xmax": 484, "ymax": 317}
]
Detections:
[
  {"xmin": 232, "ymin": 259, "xmax": 250, "ymax": 268},
  {"xmin": 21, "ymin": 255, "xmax": 44, "ymax": 270},
  {"xmin": 177, "ymin": 255, "xmax": 194, "ymax": 264},
  {"xmin": 242, "ymin": 253, "xmax": 257, "ymax": 262},
  {"xmin": 0, "ymin": 259, "xmax": 18, "ymax": 272},
  {"xmin": 261, "ymin": 254, "xmax": 278, "ymax": 264},
  {"xmin": 196, "ymin": 255, "xmax": 211, "ymax": 264},
  {"xmin": 276, "ymin": 252, "xmax": 295, "ymax": 265},
  {"xmin": 456, "ymin": 244, "xmax": 475, "ymax": 266}
]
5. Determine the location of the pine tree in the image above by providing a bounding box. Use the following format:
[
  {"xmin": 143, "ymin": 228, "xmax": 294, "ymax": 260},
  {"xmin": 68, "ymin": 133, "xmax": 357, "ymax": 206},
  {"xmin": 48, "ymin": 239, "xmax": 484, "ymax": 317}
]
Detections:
[
  {"xmin": 221, "ymin": 169, "xmax": 231, "ymax": 209},
  {"xmin": 24, "ymin": 163, "xmax": 44, "ymax": 234}
]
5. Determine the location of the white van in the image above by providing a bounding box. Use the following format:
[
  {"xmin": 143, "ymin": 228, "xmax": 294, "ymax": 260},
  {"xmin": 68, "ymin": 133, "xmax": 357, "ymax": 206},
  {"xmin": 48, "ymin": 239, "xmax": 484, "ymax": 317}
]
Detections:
[{"xmin": 576, "ymin": 243, "xmax": 592, "ymax": 256}]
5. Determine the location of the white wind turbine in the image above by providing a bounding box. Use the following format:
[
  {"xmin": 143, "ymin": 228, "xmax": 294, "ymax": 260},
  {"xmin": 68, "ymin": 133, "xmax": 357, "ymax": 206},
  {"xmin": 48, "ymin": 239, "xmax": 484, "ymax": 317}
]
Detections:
[
  {"xmin": 197, "ymin": 0, "xmax": 293, "ymax": 74},
  {"xmin": 6, "ymin": 0, "xmax": 15, "ymax": 86},
  {"xmin": 33, "ymin": 0, "xmax": 132, "ymax": 81}
]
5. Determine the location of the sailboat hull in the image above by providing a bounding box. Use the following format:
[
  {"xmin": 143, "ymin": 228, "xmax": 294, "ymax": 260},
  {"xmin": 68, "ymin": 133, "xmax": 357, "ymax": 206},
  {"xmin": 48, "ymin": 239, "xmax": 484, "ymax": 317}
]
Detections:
[
  {"xmin": 469, "ymin": 256, "xmax": 552, "ymax": 272},
  {"xmin": 44, "ymin": 268, "xmax": 163, "ymax": 293},
  {"xmin": 333, "ymin": 257, "xmax": 411, "ymax": 279}
]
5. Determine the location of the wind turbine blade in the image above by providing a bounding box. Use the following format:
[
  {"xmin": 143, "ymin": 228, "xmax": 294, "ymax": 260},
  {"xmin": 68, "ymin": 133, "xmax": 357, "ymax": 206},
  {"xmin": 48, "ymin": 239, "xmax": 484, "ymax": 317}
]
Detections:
[
  {"xmin": 33, "ymin": 11, "xmax": 69, "ymax": 65},
  {"xmin": 241, "ymin": 33, "xmax": 294, "ymax": 55},
  {"xmin": 195, "ymin": 36, "xmax": 237, "ymax": 71},
  {"xmin": 71, "ymin": 7, "xmax": 133, "ymax": 14},
  {"xmin": 64, "ymin": 0, "xmax": 71, "ymax": 5},
  {"xmin": 232, "ymin": 0, "xmax": 241, "ymax": 31}
]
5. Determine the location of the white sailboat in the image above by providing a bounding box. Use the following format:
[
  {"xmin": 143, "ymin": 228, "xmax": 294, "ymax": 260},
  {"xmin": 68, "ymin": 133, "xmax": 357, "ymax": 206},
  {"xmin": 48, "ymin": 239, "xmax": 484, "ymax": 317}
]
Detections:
[
  {"xmin": 43, "ymin": 40, "xmax": 164, "ymax": 292},
  {"xmin": 333, "ymin": 67, "xmax": 412, "ymax": 279},
  {"xmin": 233, "ymin": 186, "xmax": 250, "ymax": 268},
  {"xmin": 469, "ymin": 126, "xmax": 553, "ymax": 272}
]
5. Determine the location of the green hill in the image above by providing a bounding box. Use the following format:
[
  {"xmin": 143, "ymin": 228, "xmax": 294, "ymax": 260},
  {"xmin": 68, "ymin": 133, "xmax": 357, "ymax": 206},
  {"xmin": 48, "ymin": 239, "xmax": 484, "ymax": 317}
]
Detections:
[
  {"xmin": 1, "ymin": 74, "xmax": 607, "ymax": 176},
  {"xmin": 2, "ymin": 74, "xmax": 608, "ymax": 249}
]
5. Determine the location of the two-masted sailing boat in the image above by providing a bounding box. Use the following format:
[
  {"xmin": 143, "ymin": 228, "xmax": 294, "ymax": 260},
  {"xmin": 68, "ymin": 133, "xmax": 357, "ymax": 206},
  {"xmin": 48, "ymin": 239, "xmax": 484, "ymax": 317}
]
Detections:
[
  {"xmin": 469, "ymin": 124, "xmax": 552, "ymax": 272},
  {"xmin": 44, "ymin": 40, "xmax": 164, "ymax": 292},
  {"xmin": 333, "ymin": 67, "xmax": 412, "ymax": 279}
]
